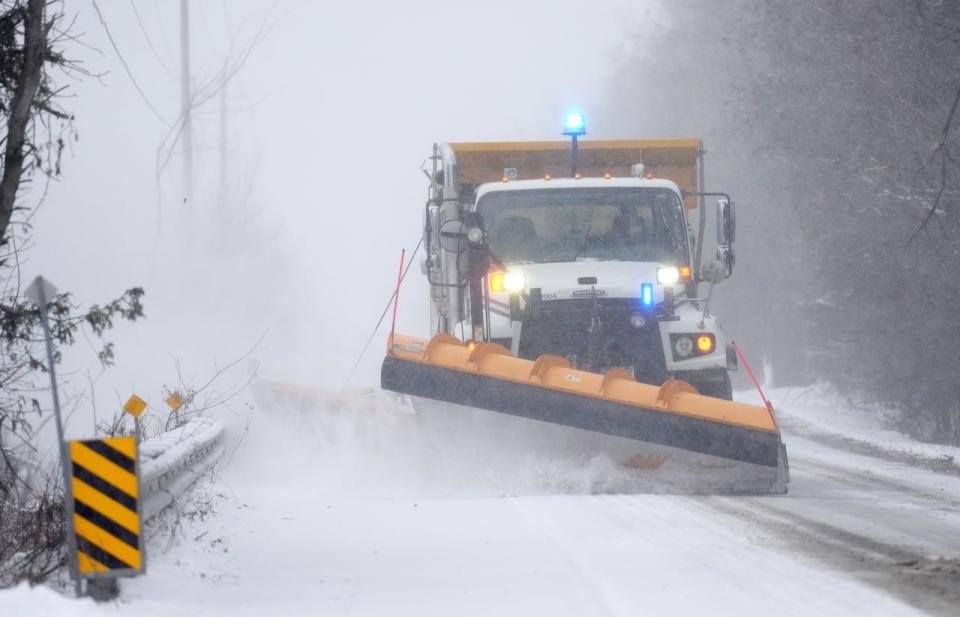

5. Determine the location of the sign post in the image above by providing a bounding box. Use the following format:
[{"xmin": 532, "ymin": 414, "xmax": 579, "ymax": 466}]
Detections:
[
  {"xmin": 69, "ymin": 394, "xmax": 150, "ymax": 601},
  {"xmin": 123, "ymin": 394, "xmax": 147, "ymax": 441},
  {"xmin": 68, "ymin": 435, "xmax": 144, "ymax": 600},
  {"xmin": 27, "ymin": 277, "xmax": 146, "ymax": 600},
  {"xmin": 165, "ymin": 392, "xmax": 183, "ymax": 425},
  {"xmin": 25, "ymin": 276, "xmax": 82, "ymax": 597}
]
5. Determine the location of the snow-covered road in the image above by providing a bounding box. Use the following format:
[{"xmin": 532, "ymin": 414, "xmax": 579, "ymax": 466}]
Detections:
[{"xmin": 7, "ymin": 389, "xmax": 960, "ymax": 616}]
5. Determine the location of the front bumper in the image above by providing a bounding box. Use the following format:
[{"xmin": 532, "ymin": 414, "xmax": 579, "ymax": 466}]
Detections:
[{"xmin": 493, "ymin": 297, "xmax": 729, "ymax": 382}]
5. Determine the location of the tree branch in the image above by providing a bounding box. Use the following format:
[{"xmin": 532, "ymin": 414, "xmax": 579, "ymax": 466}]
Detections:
[
  {"xmin": 911, "ymin": 81, "xmax": 960, "ymax": 241},
  {"xmin": 0, "ymin": 0, "xmax": 46, "ymax": 245}
]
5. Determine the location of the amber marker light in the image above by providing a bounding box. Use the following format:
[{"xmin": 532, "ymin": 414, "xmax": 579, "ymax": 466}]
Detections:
[
  {"xmin": 679, "ymin": 266, "xmax": 692, "ymax": 282},
  {"xmin": 697, "ymin": 335, "xmax": 715, "ymax": 353}
]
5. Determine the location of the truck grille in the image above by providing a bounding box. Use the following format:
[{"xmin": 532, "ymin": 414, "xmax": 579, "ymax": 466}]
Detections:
[{"xmin": 514, "ymin": 298, "xmax": 668, "ymax": 382}]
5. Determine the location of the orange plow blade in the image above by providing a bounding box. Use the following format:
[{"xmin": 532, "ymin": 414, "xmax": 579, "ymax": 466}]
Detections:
[{"xmin": 381, "ymin": 334, "xmax": 789, "ymax": 494}]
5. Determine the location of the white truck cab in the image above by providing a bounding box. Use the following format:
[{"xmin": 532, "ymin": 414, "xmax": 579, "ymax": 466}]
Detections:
[{"xmin": 421, "ymin": 138, "xmax": 737, "ymax": 398}]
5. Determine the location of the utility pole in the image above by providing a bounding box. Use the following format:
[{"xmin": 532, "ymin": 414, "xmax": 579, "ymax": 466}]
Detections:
[
  {"xmin": 218, "ymin": 59, "xmax": 228, "ymax": 211},
  {"xmin": 180, "ymin": 0, "xmax": 192, "ymax": 204}
]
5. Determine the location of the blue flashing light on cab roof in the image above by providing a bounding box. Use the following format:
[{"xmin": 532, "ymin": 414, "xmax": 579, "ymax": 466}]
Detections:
[
  {"xmin": 563, "ymin": 111, "xmax": 586, "ymax": 136},
  {"xmin": 641, "ymin": 283, "xmax": 654, "ymax": 308}
]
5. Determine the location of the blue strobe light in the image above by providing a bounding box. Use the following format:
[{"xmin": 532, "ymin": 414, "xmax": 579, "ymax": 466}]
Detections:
[
  {"xmin": 641, "ymin": 283, "xmax": 654, "ymax": 308},
  {"xmin": 563, "ymin": 112, "xmax": 586, "ymax": 136}
]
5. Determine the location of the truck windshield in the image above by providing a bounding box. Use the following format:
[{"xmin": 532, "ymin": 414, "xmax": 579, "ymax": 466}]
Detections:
[{"xmin": 477, "ymin": 187, "xmax": 689, "ymax": 265}]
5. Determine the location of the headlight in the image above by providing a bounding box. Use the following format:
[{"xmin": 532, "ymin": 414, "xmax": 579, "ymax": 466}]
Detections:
[
  {"xmin": 673, "ymin": 335, "xmax": 694, "ymax": 358},
  {"xmin": 467, "ymin": 227, "xmax": 484, "ymax": 244},
  {"xmin": 503, "ymin": 271, "xmax": 525, "ymax": 292},
  {"xmin": 657, "ymin": 267, "xmax": 680, "ymax": 285},
  {"xmin": 490, "ymin": 271, "xmax": 504, "ymax": 292}
]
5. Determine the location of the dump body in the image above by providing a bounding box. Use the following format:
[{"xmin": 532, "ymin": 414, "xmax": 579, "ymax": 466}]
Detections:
[{"xmin": 447, "ymin": 139, "xmax": 702, "ymax": 209}]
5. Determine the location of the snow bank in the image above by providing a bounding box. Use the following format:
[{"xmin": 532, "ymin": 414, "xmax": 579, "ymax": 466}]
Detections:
[
  {"xmin": 7, "ymin": 385, "xmax": 951, "ymax": 616},
  {"xmin": 0, "ymin": 584, "xmax": 101, "ymax": 616},
  {"xmin": 747, "ymin": 385, "xmax": 960, "ymax": 467},
  {"xmin": 139, "ymin": 417, "xmax": 225, "ymax": 519}
]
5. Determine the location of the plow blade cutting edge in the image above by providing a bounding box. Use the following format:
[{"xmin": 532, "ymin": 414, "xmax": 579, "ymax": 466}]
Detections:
[{"xmin": 381, "ymin": 334, "xmax": 789, "ymax": 494}]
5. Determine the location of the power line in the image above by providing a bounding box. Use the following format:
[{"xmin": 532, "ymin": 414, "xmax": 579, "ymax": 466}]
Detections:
[
  {"xmin": 91, "ymin": 0, "xmax": 169, "ymax": 126},
  {"xmin": 129, "ymin": 0, "xmax": 177, "ymax": 80},
  {"xmin": 179, "ymin": 0, "xmax": 193, "ymax": 203}
]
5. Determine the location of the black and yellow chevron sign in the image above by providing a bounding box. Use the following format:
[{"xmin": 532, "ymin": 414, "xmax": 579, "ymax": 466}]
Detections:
[{"xmin": 69, "ymin": 437, "xmax": 143, "ymax": 576}]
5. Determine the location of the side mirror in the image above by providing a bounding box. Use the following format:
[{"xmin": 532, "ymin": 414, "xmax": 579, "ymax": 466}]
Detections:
[
  {"xmin": 438, "ymin": 220, "xmax": 468, "ymax": 253},
  {"xmin": 715, "ymin": 198, "xmax": 735, "ymax": 276},
  {"xmin": 700, "ymin": 259, "xmax": 727, "ymax": 285}
]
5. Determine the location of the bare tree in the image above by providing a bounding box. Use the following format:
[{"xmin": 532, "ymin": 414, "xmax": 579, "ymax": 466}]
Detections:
[
  {"xmin": 0, "ymin": 0, "xmax": 147, "ymax": 585},
  {"xmin": 0, "ymin": 0, "xmax": 45, "ymax": 244},
  {"xmin": 607, "ymin": 0, "xmax": 960, "ymax": 444}
]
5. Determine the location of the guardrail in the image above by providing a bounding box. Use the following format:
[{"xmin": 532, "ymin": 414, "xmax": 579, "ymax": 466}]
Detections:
[{"xmin": 139, "ymin": 417, "xmax": 225, "ymax": 520}]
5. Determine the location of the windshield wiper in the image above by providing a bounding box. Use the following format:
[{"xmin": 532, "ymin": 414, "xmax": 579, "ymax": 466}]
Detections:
[
  {"xmin": 570, "ymin": 235, "xmax": 598, "ymax": 262},
  {"xmin": 568, "ymin": 207, "xmax": 597, "ymax": 262},
  {"xmin": 656, "ymin": 202, "xmax": 683, "ymax": 255}
]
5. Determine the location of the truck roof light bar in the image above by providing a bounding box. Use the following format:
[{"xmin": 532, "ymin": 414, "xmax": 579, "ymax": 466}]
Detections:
[{"xmin": 562, "ymin": 111, "xmax": 587, "ymax": 177}]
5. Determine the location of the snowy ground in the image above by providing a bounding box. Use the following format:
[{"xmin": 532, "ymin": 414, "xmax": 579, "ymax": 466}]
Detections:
[{"xmin": 4, "ymin": 386, "xmax": 960, "ymax": 616}]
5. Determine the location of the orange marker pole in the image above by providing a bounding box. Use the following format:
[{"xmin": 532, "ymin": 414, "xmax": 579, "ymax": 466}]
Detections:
[
  {"xmin": 389, "ymin": 249, "xmax": 406, "ymax": 350},
  {"xmin": 731, "ymin": 340, "xmax": 777, "ymax": 428}
]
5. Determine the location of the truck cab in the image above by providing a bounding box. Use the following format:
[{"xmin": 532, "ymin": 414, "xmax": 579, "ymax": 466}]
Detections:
[{"xmin": 422, "ymin": 139, "xmax": 737, "ymax": 399}]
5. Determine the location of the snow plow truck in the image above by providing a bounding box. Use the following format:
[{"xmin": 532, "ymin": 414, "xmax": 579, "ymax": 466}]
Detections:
[{"xmin": 381, "ymin": 116, "xmax": 789, "ymax": 494}]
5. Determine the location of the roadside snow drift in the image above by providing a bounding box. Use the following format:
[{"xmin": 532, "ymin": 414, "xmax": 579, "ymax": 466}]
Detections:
[{"xmin": 4, "ymin": 386, "xmax": 958, "ymax": 616}]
